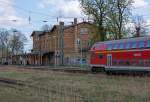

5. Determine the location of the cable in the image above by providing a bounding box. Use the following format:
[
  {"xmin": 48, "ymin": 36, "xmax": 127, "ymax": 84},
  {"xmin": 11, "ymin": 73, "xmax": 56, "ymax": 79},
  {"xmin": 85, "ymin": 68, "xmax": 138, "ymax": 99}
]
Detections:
[
  {"xmin": 0, "ymin": 0, "xmax": 90, "ymax": 26},
  {"xmin": 0, "ymin": 0, "xmax": 85, "ymax": 19}
]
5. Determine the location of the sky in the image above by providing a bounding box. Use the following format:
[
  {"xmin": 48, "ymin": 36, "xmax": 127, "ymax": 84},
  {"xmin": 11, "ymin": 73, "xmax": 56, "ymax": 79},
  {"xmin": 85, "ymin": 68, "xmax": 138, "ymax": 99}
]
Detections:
[{"xmin": 0, "ymin": 0, "xmax": 150, "ymax": 51}]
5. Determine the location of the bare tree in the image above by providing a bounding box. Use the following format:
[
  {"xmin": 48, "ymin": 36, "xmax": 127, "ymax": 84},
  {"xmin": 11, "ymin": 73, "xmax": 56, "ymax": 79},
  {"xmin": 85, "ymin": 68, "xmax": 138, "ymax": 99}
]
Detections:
[
  {"xmin": 132, "ymin": 15, "xmax": 147, "ymax": 37},
  {"xmin": 8, "ymin": 29, "xmax": 27, "ymax": 55},
  {"xmin": 0, "ymin": 28, "xmax": 10, "ymax": 62},
  {"xmin": 0, "ymin": 28, "xmax": 9, "ymax": 47}
]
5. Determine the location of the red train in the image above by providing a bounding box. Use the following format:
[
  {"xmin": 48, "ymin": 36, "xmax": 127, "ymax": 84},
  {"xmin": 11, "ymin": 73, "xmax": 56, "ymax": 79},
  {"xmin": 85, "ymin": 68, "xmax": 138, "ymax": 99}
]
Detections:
[{"xmin": 90, "ymin": 36, "xmax": 150, "ymax": 73}]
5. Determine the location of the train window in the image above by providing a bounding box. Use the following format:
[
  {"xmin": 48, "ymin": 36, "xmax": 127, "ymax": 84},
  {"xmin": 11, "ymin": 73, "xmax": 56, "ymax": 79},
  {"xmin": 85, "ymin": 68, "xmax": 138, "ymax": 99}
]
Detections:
[
  {"xmin": 130, "ymin": 59, "xmax": 137, "ymax": 66},
  {"xmin": 118, "ymin": 60, "xmax": 125, "ymax": 65},
  {"xmin": 138, "ymin": 60, "xmax": 144, "ymax": 66},
  {"xmin": 145, "ymin": 60, "xmax": 150, "ymax": 66},
  {"xmin": 146, "ymin": 40, "xmax": 150, "ymax": 47},
  {"xmin": 119, "ymin": 43, "xmax": 124, "ymax": 49},
  {"xmin": 99, "ymin": 54, "xmax": 103, "ymax": 59},
  {"xmin": 107, "ymin": 44, "xmax": 112, "ymax": 50},
  {"xmin": 113, "ymin": 43, "xmax": 118, "ymax": 49},
  {"xmin": 139, "ymin": 41, "xmax": 144, "ymax": 48},
  {"xmin": 126, "ymin": 61, "xmax": 130, "ymax": 66},
  {"xmin": 131, "ymin": 42, "xmax": 137, "ymax": 49},
  {"xmin": 112, "ymin": 60, "xmax": 118, "ymax": 66},
  {"xmin": 125, "ymin": 43, "xmax": 130, "ymax": 49}
]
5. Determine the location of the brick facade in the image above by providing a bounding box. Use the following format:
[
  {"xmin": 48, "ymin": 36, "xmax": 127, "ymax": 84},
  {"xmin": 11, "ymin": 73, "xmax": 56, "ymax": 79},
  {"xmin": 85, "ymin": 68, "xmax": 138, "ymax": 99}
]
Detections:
[{"xmin": 28, "ymin": 19, "xmax": 96, "ymax": 66}]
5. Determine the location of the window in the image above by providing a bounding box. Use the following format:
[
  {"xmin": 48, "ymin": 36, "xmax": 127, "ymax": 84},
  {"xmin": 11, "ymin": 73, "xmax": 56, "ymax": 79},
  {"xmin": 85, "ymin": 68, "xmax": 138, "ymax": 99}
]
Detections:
[
  {"xmin": 131, "ymin": 42, "xmax": 137, "ymax": 48},
  {"xmin": 112, "ymin": 60, "xmax": 118, "ymax": 66},
  {"xmin": 107, "ymin": 44, "xmax": 112, "ymax": 50},
  {"xmin": 80, "ymin": 28, "xmax": 88, "ymax": 35},
  {"xmin": 119, "ymin": 43, "xmax": 124, "ymax": 49},
  {"xmin": 118, "ymin": 60, "xmax": 125, "ymax": 65},
  {"xmin": 82, "ymin": 59, "xmax": 86, "ymax": 62},
  {"xmin": 113, "ymin": 43, "xmax": 118, "ymax": 49},
  {"xmin": 125, "ymin": 42, "xmax": 130, "ymax": 49},
  {"xmin": 76, "ymin": 38, "xmax": 80, "ymax": 46},
  {"xmin": 126, "ymin": 61, "xmax": 130, "ymax": 66},
  {"xmin": 138, "ymin": 60, "xmax": 144, "ymax": 66},
  {"xmin": 131, "ymin": 59, "xmax": 137, "ymax": 66},
  {"xmin": 145, "ymin": 60, "xmax": 150, "ymax": 66},
  {"xmin": 139, "ymin": 41, "xmax": 145, "ymax": 48},
  {"xmin": 76, "ymin": 58, "xmax": 87, "ymax": 64},
  {"xmin": 146, "ymin": 40, "xmax": 150, "ymax": 47},
  {"xmin": 35, "ymin": 35, "xmax": 39, "ymax": 41},
  {"xmin": 99, "ymin": 54, "xmax": 103, "ymax": 59}
]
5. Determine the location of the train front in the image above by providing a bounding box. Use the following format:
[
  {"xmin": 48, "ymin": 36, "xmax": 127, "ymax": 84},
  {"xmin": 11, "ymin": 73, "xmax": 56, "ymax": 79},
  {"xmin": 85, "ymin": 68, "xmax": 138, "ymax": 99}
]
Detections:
[{"xmin": 90, "ymin": 42, "xmax": 107, "ymax": 72}]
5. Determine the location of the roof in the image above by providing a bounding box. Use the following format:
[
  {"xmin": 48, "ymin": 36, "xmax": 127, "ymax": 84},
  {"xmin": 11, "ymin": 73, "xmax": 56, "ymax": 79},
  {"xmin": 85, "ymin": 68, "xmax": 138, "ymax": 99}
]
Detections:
[
  {"xmin": 49, "ymin": 22, "xmax": 93, "ymax": 33},
  {"xmin": 31, "ymin": 31, "xmax": 44, "ymax": 36},
  {"xmin": 31, "ymin": 21, "xmax": 93, "ymax": 36},
  {"xmin": 64, "ymin": 22, "xmax": 92, "ymax": 30},
  {"xmin": 102, "ymin": 36, "xmax": 150, "ymax": 44},
  {"xmin": 50, "ymin": 25, "xmax": 59, "ymax": 32},
  {"xmin": 91, "ymin": 36, "xmax": 150, "ymax": 51}
]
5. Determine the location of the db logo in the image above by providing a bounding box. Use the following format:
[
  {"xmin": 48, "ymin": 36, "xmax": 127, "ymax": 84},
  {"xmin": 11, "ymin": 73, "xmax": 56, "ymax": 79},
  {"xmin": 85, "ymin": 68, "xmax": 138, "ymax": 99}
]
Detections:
[{"xmin": 134, "ymin": 53, "xmax": 141, "ymax": 57}]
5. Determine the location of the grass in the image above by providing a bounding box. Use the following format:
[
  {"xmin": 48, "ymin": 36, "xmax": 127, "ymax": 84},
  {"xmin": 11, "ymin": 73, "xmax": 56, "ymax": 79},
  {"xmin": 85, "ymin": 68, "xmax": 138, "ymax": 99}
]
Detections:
[{"xmin": 0, "ymin": 67, "xmax": 150, "ymax": 102}]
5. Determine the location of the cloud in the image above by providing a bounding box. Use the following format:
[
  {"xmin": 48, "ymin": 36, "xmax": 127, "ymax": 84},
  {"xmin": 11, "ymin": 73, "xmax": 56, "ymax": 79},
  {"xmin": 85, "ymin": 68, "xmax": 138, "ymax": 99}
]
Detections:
[
  {"xmin": 0, "ymin": 0, "xmax": 27, "ymax": 27},
  {"xmin": 133, "ymin": 0, "xmax": 149, "ymax": 8},
  {"xmin": 39, "ymin": 0, "xmax": 83, "ymax": 17}
]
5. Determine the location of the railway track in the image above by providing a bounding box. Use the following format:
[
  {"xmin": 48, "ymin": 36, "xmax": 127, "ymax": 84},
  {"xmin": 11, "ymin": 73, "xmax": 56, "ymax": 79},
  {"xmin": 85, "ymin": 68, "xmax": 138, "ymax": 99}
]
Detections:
[
  {"xmin": 16, "ymin": 65, "xmax": 92, "ymax": 74},
  {"xmin": 0, "ymin": 77, "xmax": 25, "ymax": 86},
  {"xmin": 1, "ymin": 65, "xmax": 147, "ymax": 76},
  {"xmin": 0, "ymin": 77, "xmax": 85, "ymax": 99}
]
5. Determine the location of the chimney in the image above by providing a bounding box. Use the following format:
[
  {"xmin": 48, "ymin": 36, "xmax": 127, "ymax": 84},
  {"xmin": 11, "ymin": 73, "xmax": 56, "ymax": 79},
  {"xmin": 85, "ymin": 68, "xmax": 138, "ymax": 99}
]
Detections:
[
  {"xmin": 74, "ymin": 18, "xmax": 77, "ymax": 25},
  {"xmin": 59, "ymin": 21, "xmax": 64, "ymax": 26}
]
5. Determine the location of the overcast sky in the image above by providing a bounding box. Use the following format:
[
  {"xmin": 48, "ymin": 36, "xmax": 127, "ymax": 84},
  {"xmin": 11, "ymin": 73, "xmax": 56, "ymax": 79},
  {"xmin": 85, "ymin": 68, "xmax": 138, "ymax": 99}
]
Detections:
[{"xmin": 0, "ymin": 0, "xmax": 150, "ymax": 51}]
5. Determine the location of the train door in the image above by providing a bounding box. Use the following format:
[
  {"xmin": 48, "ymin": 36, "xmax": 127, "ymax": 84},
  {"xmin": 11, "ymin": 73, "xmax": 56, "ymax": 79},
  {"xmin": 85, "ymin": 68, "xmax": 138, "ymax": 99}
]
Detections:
[{"xmin": 107, "ymin": 54, "xmax": 112, "ymax": 66}]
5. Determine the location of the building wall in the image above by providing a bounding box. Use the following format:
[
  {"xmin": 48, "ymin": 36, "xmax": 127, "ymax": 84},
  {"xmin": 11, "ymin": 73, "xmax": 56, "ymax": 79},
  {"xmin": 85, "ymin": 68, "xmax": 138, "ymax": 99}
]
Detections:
[
  {"xmin": 30, "ymin": 21, "xmax": 96, "ymax": 66},
  {"xmin": 63, "ymin": 23, "xmax": 94, "ymax": 65},
  {"xmin": 32, "ymin": 34, "xmax": 40, "ymax": 51},
  {"xmin": 63, "ymin": 26, "xmax": 75, "ymax": 53}
]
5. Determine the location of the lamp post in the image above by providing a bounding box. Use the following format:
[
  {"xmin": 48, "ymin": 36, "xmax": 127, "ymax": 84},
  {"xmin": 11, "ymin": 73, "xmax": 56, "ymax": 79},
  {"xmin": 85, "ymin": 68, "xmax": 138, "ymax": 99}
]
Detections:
[
  {"xmin": 11, "ymin": 20, "xmax": 17, "ymax": 65},
  {"xmin": 59, "ymin": 22, "xmax": 64, "ymax": 65}
]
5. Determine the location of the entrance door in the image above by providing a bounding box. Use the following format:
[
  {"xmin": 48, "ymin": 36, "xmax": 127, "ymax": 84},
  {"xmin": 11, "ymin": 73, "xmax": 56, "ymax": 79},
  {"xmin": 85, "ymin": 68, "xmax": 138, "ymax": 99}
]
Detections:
[{"xmin": 107, "ymin": 54, "xmax": 112, "ymax": 66}]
